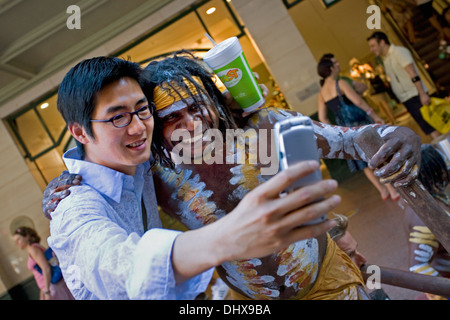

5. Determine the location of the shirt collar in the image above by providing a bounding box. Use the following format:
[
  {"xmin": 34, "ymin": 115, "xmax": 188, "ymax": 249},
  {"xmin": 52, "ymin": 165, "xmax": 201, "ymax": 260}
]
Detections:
[
  {"xmin": 385, "ymin": 44, "xmax": 395, "ymax": 58},
  {"xmin": 62, "ymin": 147, "xmax": 147, "ymax": 203}
]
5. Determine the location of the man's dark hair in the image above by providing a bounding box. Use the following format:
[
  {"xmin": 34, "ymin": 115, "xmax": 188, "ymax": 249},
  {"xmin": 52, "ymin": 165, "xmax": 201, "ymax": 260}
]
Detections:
[
  {"xmin": 141, "ymin": 50, "xmax": 237, "ymax": 168},
  {"xmin": 367, "ymin": 31, "xmax": 391, "ymax": 45},
  {"xmin": 57, "ymin": 56, "xmax": 143, "ymax": 156}
]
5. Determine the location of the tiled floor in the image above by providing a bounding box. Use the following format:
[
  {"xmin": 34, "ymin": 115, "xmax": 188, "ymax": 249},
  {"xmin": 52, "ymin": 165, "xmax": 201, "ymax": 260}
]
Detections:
[{"xmin": 325, "ymin": 107, "xmax": 438, "ymax": 300}]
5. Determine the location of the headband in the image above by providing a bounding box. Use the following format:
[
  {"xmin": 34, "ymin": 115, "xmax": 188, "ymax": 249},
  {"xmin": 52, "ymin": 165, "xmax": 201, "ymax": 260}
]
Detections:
[{"xmin": 153, "ymin": 76, "xmax": 204, "ymax": 112}]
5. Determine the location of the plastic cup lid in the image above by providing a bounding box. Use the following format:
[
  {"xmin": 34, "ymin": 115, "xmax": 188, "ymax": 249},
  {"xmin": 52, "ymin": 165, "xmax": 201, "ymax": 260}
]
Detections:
[{"xmin": 203, "ymin": 37, "xmax": 239, "ymax": 60}]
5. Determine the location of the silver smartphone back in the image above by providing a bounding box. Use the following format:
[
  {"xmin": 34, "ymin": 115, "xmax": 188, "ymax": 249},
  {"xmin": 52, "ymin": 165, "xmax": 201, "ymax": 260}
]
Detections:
[{"xmin": 274, "ymin": 116, "xmax": 326, "ymax": 225}]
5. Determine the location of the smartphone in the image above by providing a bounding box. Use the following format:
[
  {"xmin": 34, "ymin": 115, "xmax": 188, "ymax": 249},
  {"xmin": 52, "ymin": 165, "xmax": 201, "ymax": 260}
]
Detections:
[{"xmin": 274, "ymin": 116, "xmax": 327, "ymax": 225}]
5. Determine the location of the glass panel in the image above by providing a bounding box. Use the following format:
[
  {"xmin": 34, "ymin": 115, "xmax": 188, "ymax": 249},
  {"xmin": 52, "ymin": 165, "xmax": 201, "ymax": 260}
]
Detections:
[
  {"xmin": 14, "ymin": 109, "xmax": 53, "ymax": 158},
  {"xmin": 36, "ymin": 94, "xmax": 66, "ymax": 142},
  {"xmin": 197, "ymin": 0, "xmax": 241, "ymax": 43},
  {"xmin": 25, "ymin": 158, "xmax": 48, "ymax": 191},
  {"xmin": 120, "ymin": 12, "xmax": 208, "ymax": 64},
  {"xmin": 34, "ymin": 149, "xmax": 67, "ymax": 184}
]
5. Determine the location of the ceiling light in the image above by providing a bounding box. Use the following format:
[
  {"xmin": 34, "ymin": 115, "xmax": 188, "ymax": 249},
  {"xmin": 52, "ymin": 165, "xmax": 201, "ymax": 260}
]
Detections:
[
  {"xmin": 206, "ymin": 7, "xmax": 216, "ymax": 15},
  {"xmin": 40, "ymin": 103, "xmax": 49, "ymax": 109}
]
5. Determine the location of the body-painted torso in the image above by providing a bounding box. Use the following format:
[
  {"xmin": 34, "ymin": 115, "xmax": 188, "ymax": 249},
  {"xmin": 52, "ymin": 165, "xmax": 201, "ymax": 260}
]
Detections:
[{"xmin": 153, "ymin": 108, "xmax": 328, "ymax": 299}]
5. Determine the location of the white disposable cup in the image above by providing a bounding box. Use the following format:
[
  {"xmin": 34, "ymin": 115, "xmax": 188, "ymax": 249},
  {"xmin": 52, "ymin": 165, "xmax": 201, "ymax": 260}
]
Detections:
[{"xmin": 203, "ymin": 37, "xmax": 265, "ymax": 112}]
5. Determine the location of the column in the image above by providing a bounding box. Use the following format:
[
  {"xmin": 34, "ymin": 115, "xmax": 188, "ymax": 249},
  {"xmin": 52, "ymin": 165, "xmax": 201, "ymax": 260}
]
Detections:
[{"xmin": 231, "ymin": 0, "xmax": 320, "ymax": 115}]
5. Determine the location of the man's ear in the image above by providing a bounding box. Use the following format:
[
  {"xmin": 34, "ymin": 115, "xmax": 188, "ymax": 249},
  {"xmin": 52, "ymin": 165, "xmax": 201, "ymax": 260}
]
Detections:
[{"xmin": 68, "ymin": 123, "xmax": 90, "ymax": 145}]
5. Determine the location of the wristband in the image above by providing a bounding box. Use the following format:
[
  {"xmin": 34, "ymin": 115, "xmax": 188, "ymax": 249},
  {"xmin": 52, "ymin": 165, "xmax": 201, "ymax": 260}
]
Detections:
[{"xmin": 411, "ymin": 76, "xmax": 420, "ymax": 83}]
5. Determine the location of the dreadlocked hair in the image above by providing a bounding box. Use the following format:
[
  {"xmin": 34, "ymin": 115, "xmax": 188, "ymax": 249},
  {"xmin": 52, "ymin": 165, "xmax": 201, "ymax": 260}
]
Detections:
[
  {"xmin": 418, "ymin": 144, "xmax": 449, "ymax": 198},
  {"xmin": 141, "ymin": 50, "xmax": 238, "ymax": 169}
]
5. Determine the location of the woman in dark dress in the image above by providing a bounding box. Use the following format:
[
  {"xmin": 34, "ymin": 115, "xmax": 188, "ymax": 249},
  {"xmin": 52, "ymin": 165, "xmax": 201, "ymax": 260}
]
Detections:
[{"xmin": 317, "ymin": 58, "xmax": 400, "ymax": 201}]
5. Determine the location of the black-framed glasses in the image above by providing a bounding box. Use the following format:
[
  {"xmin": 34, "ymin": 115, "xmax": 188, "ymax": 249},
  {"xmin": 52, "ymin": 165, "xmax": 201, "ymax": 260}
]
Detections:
[{"xmin": 90, "ymin": 104, "xmax": 156, "ymax": 128}]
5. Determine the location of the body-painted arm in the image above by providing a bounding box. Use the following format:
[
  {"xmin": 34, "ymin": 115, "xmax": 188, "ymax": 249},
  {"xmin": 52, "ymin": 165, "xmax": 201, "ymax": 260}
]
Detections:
[
  {"xmin": 245, "ymin": 108, "xmax": 420, "ymax": 187},
  {"xmin": 313, "ymin": 121, "xmax": 421, "ymax": 187}
]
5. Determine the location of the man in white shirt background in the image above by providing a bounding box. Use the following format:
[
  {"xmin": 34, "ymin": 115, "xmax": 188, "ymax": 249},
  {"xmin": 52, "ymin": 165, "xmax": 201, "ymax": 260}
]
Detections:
[{"xmin": 367, "ymin": 31, "xmax": 440, "ymax": 139}]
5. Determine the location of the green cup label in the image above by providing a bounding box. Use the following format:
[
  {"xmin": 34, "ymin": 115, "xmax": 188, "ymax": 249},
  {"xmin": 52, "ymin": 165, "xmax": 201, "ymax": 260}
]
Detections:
[
  {"xmin": 213, "ymin": 53, "xmax": 262, "ymax": 109},
  {"xmin": 217, "ymin": 68, "xmax": 243, "ymax": 87}
]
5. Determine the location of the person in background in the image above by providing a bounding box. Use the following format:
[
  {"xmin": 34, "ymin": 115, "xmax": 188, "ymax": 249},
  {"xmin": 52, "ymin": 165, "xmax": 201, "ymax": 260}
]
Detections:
[
  {"xmin": 319, "ymin": 53, "xmax": 368, "ymax": 96},
  {"xmin": 13, "ymin": 227, "xmax": 74, "ymax": 300},
  {"xmin": 367, "ymin": 31, "xmax": 441, "ymax": 139},
  {"xmin": 329, "ymin": 214, "xmax": 367, "ymax": 269},
  {"xmin": 317, "ymin": 57, "xmax": 400, "ymax": 201},
  {"xmin": 402, "ymin": 144, "xmax": 449, "ymax": 300}
]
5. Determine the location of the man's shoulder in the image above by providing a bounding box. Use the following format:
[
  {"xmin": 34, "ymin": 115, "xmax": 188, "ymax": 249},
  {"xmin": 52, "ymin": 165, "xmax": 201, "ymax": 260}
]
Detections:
[
  {"xmin": 50, "ymin": 184, "xmax": 113, "ymax": 232},
  {"xmin": 391, "ymin": 45, "xmax": 413, "ymax": 59},
  {"xmin": 394, "ymin": 44, "xmax": 410, "ymax": 52},
  {"xmin": 55, "ymin": 184, "xmax": 111, "ymax": 213}
]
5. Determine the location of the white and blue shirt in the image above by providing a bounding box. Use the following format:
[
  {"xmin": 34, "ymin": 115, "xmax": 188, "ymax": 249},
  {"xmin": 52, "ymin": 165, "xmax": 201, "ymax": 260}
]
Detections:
[{"xmin": 48, "ymin": 148, "xmax": 213, "ymax": 300}]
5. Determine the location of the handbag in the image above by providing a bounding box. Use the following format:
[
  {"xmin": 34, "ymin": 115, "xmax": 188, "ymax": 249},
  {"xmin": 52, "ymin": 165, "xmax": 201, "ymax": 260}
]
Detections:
[
  {"xmin": 335, "ymin": 80, "xmax": 374, "ymax": 127},
  {"xmin": 33, "ymin": 247, "xmax": 63, "ymax": 284},
  {"xmin": 420, "ymin": 97, "xmax": 450, "ymax": 134}
]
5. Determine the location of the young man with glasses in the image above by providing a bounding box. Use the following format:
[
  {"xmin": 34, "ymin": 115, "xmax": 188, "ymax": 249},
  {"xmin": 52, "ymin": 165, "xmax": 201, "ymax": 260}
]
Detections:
[{"xmin": 48, "ymin": 56, "xmax": 340, "ymax": 300}]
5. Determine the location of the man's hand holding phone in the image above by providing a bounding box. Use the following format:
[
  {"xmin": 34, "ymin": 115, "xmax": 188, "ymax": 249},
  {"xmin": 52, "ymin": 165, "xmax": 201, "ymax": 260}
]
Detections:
[{"xmin": 274, "ymin": 116, "xmax": 329, "ymax": 225}]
